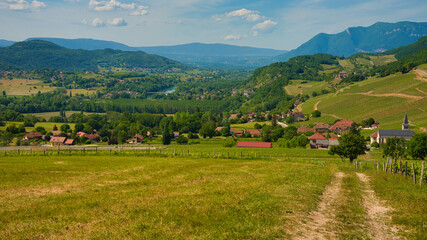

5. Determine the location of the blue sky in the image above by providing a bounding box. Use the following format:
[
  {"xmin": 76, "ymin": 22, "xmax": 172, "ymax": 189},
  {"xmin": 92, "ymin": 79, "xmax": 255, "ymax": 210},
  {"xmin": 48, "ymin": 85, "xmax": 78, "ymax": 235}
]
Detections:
[{"xmin": 1, "ymin": 0, "xmax": 426, "ymax": 50}]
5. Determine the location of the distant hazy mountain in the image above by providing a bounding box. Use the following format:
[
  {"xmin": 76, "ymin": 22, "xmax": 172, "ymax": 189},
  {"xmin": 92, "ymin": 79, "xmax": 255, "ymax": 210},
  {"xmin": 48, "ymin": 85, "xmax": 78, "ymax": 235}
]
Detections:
[
  {"xmin": 23, "ymin": 38, "xmax": 286, "ymax": 69},
  {"xmin": 276, "ymin": 21, "xmax": 427, "ymax": 61},
  {"xmin": 0, "ymin": 39, "xmax": 15, "ymax": 47},
  {"xmin": 27, "ymin": 37, "xmax": 135, "ymax": 51},
  {"xmin": 0, "ymin": 40, "xmax": 187, "ymax": 72}
]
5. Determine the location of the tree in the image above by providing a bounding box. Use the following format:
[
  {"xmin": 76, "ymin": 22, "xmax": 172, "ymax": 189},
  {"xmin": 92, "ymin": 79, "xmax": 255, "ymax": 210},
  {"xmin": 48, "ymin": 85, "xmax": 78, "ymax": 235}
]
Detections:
[
  {"xmin": 199, "ymin": 121, "xmax": 215, "ymax": 138},
  {"xmin": 118, "ymin": 130, "xmax": 128, "ymax": 144},
  {"xmin": 382, "ymin": 137, "xmax": 406, "ymax": 160},
  {"xmin": 261, "ymin": 125, "xmax": 272, "ymax": 142},
  {"xmin": 311, "ymin": 110, "xmax": 321, "ymax": 118},
  {"xmin": 74, "ymin": 123, "xmax": 84, "ymax": 133},
  {"xmin": 328, "ymin": 133, "xmax": 367, "ymax": 163},
  {"xmin": 60, "ymin": 124, "xmax": 71, "ymax": 132},
  {"xmin": 53, "ymin": 124, "xmax": 58, "ymax": 131},
  {"xmin": 406, "ymin": 133, "xmax": 427, "ymax": 160}
]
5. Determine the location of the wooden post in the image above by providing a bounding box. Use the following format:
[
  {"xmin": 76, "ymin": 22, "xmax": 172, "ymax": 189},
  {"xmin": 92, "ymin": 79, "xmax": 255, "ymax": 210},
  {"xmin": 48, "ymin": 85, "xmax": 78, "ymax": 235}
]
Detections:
[
  {"xmin": 405, "ymin": 161, "xmax": 407, "ymax": 178},
  {"xmin": 44, "ymin": 149, "xmax": 45, "ymax": 155},
  {"xmin": 240, "ymin": 152, "xmax": 242, "ymax": 158},
  {"xmin": 83, "ymin": 148, "xmax": 85, "ymax": 154},
  {"xmin": 412, "ymin": 163, "xmax": 416, "ymax": 184},
  {"xmin": 377, "ymin": 162, "xmax": 379, "ymax": 171},
  {"xmin": 174, "ymin": 148, "xmax": 176, "ymax": 156},
  {"xmin": 399, "ymin": 159, "xmax": 402, "ymax": 175},
  {"xmin": 213, "ymin": 149, "xmax": 215, "ymax": 157},
  {"xmin": 420, "ymin": 162, "xmax": 425, "ymax": 186},
  {"xmin": 227, "ymin": 152, "xmax": 229, "ymax": 157},
  {"xmin": 58, "ymin": 147, "xmax": 60, "ymax": 155},
  {"xmin": 110, "ymin": 148, "xmax": 111, "ymax": 154},
  {"xmin": 255, "ymin": 153, "xmax": 257, "ymax": 158},
  {"xmin": 187, "ymin": 149, "xmax": 189, "ymax": 156},
  {"xmin": 383, "ymin": 162, "xmax": 385, "ymax": 172},
  {"xmin": 96, "ymin": 147, "xmax": 98, "ymax": 154},
  {"xmin": 200, "ymin": 152, "xmax": 202, "ymax": 157},
  {"xmin": 18, "ymin": 149, "xmax": 20, "ymax": 155}
]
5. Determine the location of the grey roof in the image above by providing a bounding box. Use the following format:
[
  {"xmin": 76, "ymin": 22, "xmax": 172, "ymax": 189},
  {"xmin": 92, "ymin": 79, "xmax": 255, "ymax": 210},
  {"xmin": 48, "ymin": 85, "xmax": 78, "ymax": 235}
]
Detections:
[{"xmin": 378, "ymin": 129, "xmax": 415, "ymax": 137}]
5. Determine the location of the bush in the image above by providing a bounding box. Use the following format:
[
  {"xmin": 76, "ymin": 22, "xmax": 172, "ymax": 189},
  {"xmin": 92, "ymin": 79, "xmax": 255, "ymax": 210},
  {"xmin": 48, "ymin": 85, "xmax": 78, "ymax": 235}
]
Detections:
[
  {"xmin": 85, "ymin": 140, "xmax": 92, "ymax": 144},
  {"xmin": 108, "ymin": 138, "xmax": 118, "ymax": 145},
  {"xmin": 223, "ymin": 138, "xmax": 237, "ymax": 148},
  {"xmin": 312, "ymin": 110, "xmax": 321, "ymax": 118},
  {"xmin": 371, "ymin": 141, "xmax": 379, "ymax": 148},
  {"xmin": 176, "ymin": 135, "xmax": 188, "ymax": 145}
]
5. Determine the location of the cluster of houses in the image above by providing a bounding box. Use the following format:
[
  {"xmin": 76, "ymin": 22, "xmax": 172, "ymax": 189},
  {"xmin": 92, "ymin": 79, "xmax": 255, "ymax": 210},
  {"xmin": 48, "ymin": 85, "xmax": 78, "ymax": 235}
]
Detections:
[
  {"xmin": 22, "ymin": 130, "xmax": 101, "ymax": 147},
  {"xmin": 228, "ymin": 111, "xmax": 307, "ymax": 123},
  {"xmin": 215, "ymin": 127, "xmax": 261, "ymax": 137}
]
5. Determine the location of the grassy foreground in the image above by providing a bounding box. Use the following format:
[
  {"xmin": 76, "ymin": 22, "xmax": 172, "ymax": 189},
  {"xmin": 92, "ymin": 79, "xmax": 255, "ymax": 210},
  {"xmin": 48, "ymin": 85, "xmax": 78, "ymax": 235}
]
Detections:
[{"xmin": 0, "ymin": 155, "xmax": 335, "ymax": 239}]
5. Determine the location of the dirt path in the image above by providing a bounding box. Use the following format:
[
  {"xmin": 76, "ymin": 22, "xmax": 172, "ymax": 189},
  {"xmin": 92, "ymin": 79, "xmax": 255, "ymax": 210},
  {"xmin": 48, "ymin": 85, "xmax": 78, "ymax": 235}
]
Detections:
[
  {"xmin": 356, "ymin": 173, "xmax": 400, "ymax": 240},
  {"xmin": 414, "ymin": 69, "xmax": 427, "ymax": 82},
  {"xmin": 416, "ymin": 87, "xmax": 427, "ymax": 96},
  {"xmin": 295, "ymin": 103, "xmax": 303, "ymax": 112},
  {"xmin": 346, "ymin": 92, "xmax": 424, "ymax": 100},
  {"xmin": 324, "ymin": 113, "xmax": 342, "ymax": 119},
  {"xmin": 313, "ymin": 101, "xmax": 320, "ymax": 111},
  {"xmin": 293, "ymin": 172, "xmax": 345, "ymax": 240},
  {"xmin": 334, "ymin": 86, "xmax": 350, "ymax": 96}
]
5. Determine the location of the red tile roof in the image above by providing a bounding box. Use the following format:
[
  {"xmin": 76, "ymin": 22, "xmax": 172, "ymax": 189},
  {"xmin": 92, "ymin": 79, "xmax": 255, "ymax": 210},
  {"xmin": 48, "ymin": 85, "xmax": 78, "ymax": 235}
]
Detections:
[
  {"xmin": 245, "ymin": 129, "xmax": 261, "ymax": 136},
  {"xmin": 51, "ymin": 130, "xmax": 61, "ymax": 136},
  {"xmin": 309, "ymin": 133, "xmax": 327, "ymax": 140},
  {"xmin": 24, "ymin": 132, "xmax": 43, "ymax": 138},
  {"xmin": 236, "ymin": 141, "xmax": 272, "ymax": 148},
  {"xmin": 64, "ymin": 139, "xmax": 75, "ymax": 145},
  {"xmin": 50, "ymin": 137, "xmax": 66, "ymax": 143},
  {"xmin": 215, "ymin": 127, "xmax": 224, "ymax": 132},
  {"xmin": 85, "ymin": 133, "xmax": 100, "ymax": 141},
  {"xmin": 134, "ymin": 134, "xmax": 144, "ymax": 140},
  {"xmin": 370, "ymin": 131, "xmax": 378, "ymax": 138}
]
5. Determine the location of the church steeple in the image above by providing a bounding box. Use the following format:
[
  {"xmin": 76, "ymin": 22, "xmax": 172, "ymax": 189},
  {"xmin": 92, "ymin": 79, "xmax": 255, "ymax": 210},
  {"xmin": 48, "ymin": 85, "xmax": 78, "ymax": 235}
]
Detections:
[{"xmin": 402, "ymin": 113, "xmax": 409, "ymax": 130}]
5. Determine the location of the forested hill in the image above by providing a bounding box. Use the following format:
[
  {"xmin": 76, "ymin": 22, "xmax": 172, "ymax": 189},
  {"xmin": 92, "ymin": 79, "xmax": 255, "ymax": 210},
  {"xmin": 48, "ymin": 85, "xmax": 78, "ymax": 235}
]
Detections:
[
  {"xmin": 241, "ymin": 54, "xmax": 338, "ymax": 112},
  {"xmin": 0, "ymin": 40, "xmax": 187, "ymax": 72},
  {"xmin": 276, "ymin": 21, "xmax": 427, "ymax": 61}
]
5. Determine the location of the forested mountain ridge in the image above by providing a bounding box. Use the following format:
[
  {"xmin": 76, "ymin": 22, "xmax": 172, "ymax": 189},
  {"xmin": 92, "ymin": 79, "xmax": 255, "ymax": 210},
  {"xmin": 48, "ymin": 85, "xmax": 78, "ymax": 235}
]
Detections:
[
  {"xmin": 276, "ymin": 21, "xmax": 427, "ymax": 61},
  {"xmin": 0, "ymin": 40, "xmax": 187, "ymax": 72}
]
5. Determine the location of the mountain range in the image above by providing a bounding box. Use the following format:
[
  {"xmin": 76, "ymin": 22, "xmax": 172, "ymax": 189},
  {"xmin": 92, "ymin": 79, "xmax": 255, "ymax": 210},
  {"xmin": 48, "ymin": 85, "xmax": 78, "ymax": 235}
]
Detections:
[
  {"xmin": 0, "ymin": 40, "xmax": 186, "ymax": 72},
  {"xmin": 276, "ymin": 21, "xmax": 427, "ymax": 61},
  {"xmin": 0, "ymin": 21, "xmax": 426, "ymax": 69}
]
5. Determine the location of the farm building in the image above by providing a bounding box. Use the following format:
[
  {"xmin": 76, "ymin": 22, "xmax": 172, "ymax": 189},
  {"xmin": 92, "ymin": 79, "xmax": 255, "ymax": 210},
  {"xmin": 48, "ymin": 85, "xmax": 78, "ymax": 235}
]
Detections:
[
  {"xmin": 309, "ymin": 133, "xmax": 329, "ymax": 149},
  {"xmin": 244, "ymin": 129, "xmax": 261, "ymax": 137},
  {"xmin": 23, "ymin": 132, "xmax": 43, "ymax": 140},
  {"xmin": 129, "ymin": 134, "xmax": 144, "ymax": 144},
  {"xmin": 236, "ymin": 141, "xmax": 272, "ymax": 148},
  {"xmin": 50, "ymin": 137, "xmax": 66, "ymax": 146},
  {"xmin": 330, "ymin": 120, "xmax": 354, "ymax": 134}
]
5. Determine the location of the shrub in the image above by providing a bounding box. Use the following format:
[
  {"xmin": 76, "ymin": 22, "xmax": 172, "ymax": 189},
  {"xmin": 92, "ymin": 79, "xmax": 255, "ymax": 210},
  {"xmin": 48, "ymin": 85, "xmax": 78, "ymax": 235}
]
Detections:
[
  {"xmin": 223, "ymin": 138, "xmax": 237, "ymax": 148},
  {"xmin": 176, "ymin": 135, "xmax": 188, "ymax": 145},
  {"xmin": 312, "ymin": 110, "xmax": 321, "ymax": 118},
  {"xmin": 371, "ymin": 141, "xmax": 379, "ymax": 148}
]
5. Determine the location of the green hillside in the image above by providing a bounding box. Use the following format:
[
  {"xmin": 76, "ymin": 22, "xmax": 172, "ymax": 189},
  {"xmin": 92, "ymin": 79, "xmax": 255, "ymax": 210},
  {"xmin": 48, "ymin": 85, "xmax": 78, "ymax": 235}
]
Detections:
[
  {"xmin": 300, "ymin": 64, "xmax": 427, "ymax": 131},
  {"xmin": 0, "ymin": 40, "xmax": 187, "ymax": 72}
]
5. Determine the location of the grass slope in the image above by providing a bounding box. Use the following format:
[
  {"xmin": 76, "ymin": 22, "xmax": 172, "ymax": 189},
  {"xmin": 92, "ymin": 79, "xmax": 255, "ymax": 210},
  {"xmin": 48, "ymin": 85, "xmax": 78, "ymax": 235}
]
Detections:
[{"xmin": 301, "ymin": 68, "xmax": 427, "ymax": 130}]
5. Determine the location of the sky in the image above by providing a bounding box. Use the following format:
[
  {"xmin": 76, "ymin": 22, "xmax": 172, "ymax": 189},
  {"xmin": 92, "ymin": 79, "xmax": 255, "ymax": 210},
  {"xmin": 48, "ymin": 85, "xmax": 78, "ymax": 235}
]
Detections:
[{"xmin": 1, "ymin": 0, "xmax": 427, "ymax": 50}]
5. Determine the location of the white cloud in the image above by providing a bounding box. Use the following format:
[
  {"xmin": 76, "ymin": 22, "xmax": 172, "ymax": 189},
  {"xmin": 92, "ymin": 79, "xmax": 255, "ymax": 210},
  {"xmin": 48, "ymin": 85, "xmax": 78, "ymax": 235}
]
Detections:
[
  {"xmin": 214, "ymin": 8, "xmax": 264, "ymax": 22},
  {"xmin": 251, "ymin": 20, "xmax": 278, "ymax": 37},
  {"xmin": 0, "ymin": 0, "xmax": 46, "ymax": 11},
  {"xmin": 130, "ymin": 5, "xmax": 148, "ymax": 16},
  {"xmin": 81, "ymin": 19, "xmax": 88, "ymax": 25},
  {"xmin": 91, "ymin": 18, "xmax": 105, "ymax": 27},
  {"xmin": 225, "ymin": 8, "xmax": 262, "ymax": 22},
  {"xmin": 252, "ymin": 19, "xmax": 278, "ymax": 31},
  {"xmin": 89, "ymin": 0, "xmax": 135, "ymax": 11},
  {"xmin": 108, "ymin": 17, "xmax": 127, "ymax": 26},
  {"xmin": 224, "ymin": 34, "xmax": 241, "ymax": 40}
]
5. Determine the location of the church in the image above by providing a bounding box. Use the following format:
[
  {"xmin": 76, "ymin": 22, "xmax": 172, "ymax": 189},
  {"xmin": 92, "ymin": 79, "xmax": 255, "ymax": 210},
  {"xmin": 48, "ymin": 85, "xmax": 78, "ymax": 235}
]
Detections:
[{"xmin": 370, "ymin": 113, "xmax": 415, "ymax": 146}]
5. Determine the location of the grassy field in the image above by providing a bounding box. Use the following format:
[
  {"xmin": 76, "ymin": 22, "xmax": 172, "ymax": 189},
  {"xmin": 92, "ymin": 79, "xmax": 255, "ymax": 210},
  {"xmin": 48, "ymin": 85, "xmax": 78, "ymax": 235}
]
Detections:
[
  {"xmin": 230, "ymin": 121, "xmax": 271, "ymax": 130},
  {"xmin": 0, "ymin": 122, "xmax": 76, "ymax": 132},
  {"xmin": 0, "ymin": 78, "xmax": 55, "ymax": 95},
  {"xmin": 284, "ymin": 80, "xmax": 330, "ymax": 96},
  {"xmin": 23, "ymin": 111, "xmax": 105, "ymax": 120},
  {"xmin": 0, "ymin": 155, "xmax": 336, "ymax": 239}
]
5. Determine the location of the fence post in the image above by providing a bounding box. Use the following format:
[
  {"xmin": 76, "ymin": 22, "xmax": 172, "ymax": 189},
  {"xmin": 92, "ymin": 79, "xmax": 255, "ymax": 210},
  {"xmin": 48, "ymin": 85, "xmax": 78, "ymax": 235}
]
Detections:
[
  {"xmin": 174, "ymin": 148, "xmax": 176, "ymax": 156},
  {"xmin": 18, "ymin": 149, "xmax": 20, "ymax": 155},
  {"xmin": 213, "ymin": 149, "xmax": 215, "ymax": 157},
  {"xmin": 420, "ymin": 162, "xmax": 425, "ymax": 186},
  {"xmin": 356, "ymin": 161, "xmax": 358, "ymax": 170},
  {"xmin": 383, "ymin": 162, "xmax": 385, "ymax": 172},
  {"xmin": 240, "ymin": 152, "xmax": 242, "ymax": 158},
  {"xmin": 227, "ymin": 152, "xmax": 229, "ymax": 157},
  {"xmin": 187, "ymin": 149, "xmax": 189, "ymax": 156},
  {"xmin": 412, "ymin": 163, "xmax": 416, "ymax": 184},
  {"xmin": 399, "ymin": 159, "xmax": 402, "ymax": 175},
  {"xmin": 255, "ymin": 153, "xmax": 257, "ymax": 158},
  {"xmin": 405, "ymin": 161, "xmax": 408, "ymax": 178}
]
